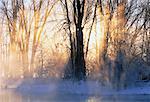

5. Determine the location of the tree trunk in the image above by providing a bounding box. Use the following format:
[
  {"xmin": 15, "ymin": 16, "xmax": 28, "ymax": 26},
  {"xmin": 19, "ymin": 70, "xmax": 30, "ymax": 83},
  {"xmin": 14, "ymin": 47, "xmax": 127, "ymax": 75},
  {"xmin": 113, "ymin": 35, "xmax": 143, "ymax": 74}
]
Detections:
[
  {"xmin": 75, "ymin": 27, "xmax": 86, "ymax": 80},
  {"xmin": 73, "ymin": 0, "xmax": 86, "ymax": 80},
  {"xmin": 22, "ymin": 51, "xmax": 29, "ymax": 78}
]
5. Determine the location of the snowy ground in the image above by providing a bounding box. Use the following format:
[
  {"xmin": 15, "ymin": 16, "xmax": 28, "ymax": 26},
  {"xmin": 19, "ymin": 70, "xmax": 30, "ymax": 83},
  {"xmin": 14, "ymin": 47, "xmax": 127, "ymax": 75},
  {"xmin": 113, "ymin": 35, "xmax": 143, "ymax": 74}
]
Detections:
[
  {"xmin": 0, "ymin": 78, "xmax": 150, "ymax": 102},
  {"xmin": 1, "ymin": 78, "xmax": 150, "ymax": 95}
]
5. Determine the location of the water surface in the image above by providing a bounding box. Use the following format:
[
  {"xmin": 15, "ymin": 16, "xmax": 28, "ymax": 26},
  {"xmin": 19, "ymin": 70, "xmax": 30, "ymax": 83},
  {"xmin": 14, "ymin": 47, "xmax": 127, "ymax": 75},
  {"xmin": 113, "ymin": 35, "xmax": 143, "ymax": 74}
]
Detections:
[{"xmin": 0, "ymin": 89, "xmax": 150, "ymax": 102}]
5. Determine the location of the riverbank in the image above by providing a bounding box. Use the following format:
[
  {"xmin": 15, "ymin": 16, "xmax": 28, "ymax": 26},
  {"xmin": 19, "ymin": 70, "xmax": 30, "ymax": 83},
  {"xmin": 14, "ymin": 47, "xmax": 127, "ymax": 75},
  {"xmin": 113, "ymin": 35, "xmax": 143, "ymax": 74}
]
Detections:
[{"xmin": 1, "ymin": 78, "xmax": 149, "ymax": 95}]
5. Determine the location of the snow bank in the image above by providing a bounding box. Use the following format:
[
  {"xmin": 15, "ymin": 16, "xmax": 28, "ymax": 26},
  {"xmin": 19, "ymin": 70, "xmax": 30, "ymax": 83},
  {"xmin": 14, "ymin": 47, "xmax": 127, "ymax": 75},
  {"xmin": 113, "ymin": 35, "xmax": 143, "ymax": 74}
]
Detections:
[
  {"xmin": 119, "ymin": 87, "xmax": 150, "ymax": 95},
  {"xmin": 1, "ymin": 78, "xmax": 150, "ymax": 95}
]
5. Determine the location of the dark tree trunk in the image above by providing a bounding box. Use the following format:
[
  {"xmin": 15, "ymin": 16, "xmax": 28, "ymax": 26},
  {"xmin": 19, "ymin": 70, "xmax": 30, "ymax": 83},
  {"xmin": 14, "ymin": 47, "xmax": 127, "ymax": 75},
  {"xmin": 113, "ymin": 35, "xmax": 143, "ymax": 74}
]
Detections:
[
  {"xmin": 75, "ymin": 27, "xmax": 86, "ymax": 80},
  {"xmin": 74, "ymin": 0, "xmax": 86, "ymax": 80},
  {"xmin": 62, "ymin": 0, "xmax": 86, "ymax": 80}
]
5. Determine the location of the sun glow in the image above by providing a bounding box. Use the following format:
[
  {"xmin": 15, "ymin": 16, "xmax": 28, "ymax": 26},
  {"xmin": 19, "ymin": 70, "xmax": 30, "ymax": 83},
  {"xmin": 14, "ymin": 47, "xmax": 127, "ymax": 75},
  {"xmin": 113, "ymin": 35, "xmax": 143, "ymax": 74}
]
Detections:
[{"xmin": 0, "ymin": 0, "xmax": 126, "ymax": 80}]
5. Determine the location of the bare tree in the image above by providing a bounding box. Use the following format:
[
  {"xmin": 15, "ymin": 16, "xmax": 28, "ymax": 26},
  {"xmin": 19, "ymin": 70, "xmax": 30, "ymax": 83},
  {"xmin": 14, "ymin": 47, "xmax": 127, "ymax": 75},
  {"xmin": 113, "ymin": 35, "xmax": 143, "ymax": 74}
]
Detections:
[
  {"xmin": 1, "ymin": 0, "xmax": 56, "ymax": 77},
  {"xmin": 30, "ymin": 0, "xmax": 57, "ymax": 75},
  {"xmin": 60, "ymin": 0, "xmax": 95, "ymax": 80}
]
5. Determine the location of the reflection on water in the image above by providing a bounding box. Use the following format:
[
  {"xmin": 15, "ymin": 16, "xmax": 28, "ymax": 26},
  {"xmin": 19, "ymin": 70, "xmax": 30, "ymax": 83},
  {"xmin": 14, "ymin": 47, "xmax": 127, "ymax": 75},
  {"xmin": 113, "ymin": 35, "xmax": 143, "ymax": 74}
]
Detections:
[
  {"xmin": 0, "ymin": 89, "xmax": 150, "ymax": 102},
  {"xmin": 0, "ymin": 90, "xmax": 22, "ymax": 102}
]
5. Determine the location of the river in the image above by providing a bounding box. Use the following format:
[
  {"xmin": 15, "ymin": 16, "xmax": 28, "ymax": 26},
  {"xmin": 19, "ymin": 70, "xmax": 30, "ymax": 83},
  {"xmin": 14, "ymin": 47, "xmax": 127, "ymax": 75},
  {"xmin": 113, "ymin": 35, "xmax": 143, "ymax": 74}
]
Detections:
[{"xmin": 0, "ymin": 89, "xmax": 150, "ymax": 102}]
